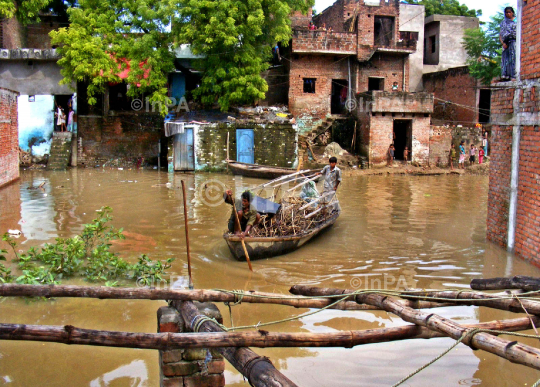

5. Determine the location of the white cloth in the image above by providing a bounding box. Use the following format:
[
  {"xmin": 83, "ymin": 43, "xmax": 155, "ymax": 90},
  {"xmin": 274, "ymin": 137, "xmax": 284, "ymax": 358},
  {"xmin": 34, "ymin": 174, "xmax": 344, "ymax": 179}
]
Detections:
[{"xmin": 164, "ymin": 122, "xmax": 184, "ymax": 137}]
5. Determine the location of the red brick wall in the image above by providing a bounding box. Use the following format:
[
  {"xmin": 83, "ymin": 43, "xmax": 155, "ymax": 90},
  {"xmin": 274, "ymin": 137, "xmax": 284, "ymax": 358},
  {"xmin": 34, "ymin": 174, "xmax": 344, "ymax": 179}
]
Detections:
[
  {"xmin": 26, "ymin": 18, "xmax": 64, "ymax": 49},
  {"xmin": 520, "ymin": 0, "xmax": 540, "ymax": 80},
  {"xmin": 77, "ymin": 113, "xmax": 163, "ymax": 166},
  {"xmin": 357, "ymin": 53, "xmax": 409, "ymax": 92},
  {"xmin": 422, "ymin": 67, "xmax": 478, "ymax": 125},
  {"xmin": 291, "ymin": 8, "xmax": 313, "ymax": 28},
  {"xmin": 429, "ymin": 125, "xmax": 453, "ymax": 166},
  {"xmin": 289, "ymin": 54, "xmax": 349, "ymax": 118},
  {"xmin": 0, "ymin": 88, "xmax": 19, "ymax": 188},
  {"xmin": 487, "ymin": 125, "xmax": 513, "ymax": 247},
  {"xmin": 514, "ymin": 126, "xmax": 540, "ymax": 262},
  {"xmin": 292, "ymin": 29, "xmax": 357, "ymax": 54},
  {"xmin": 314, "ymin": 0, "xmax": 344, "ymax": 32},
  {"xmin": 1, "ymin": 17, "xmax": 24, "ymax": 48}
]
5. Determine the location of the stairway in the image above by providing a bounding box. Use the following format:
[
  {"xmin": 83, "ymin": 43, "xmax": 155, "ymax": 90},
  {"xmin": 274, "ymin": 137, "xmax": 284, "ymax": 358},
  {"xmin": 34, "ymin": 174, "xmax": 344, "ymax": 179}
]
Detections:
[{"xmin": 47, "ymin": 132, "xmax": 73, "ymax": 170}]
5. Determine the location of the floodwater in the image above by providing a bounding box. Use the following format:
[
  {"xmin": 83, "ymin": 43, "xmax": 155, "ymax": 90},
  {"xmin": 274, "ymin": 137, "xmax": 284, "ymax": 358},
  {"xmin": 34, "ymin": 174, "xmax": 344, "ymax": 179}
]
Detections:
[{"xmin": 1, "ymin": 169, "xmax": 540, "ymax": 387}]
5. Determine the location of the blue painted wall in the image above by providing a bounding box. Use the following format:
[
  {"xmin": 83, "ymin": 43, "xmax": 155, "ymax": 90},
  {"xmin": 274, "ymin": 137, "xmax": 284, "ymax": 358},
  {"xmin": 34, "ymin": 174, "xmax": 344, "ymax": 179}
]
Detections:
[{"xmin": 18, "ymin": 95, "xmax": 55, "ymax": 157}]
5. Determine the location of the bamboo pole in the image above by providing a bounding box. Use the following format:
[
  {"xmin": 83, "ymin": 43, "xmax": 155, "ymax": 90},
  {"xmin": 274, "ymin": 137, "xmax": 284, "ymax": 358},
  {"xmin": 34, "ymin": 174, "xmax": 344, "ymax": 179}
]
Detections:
[
  {"xmin": 0, "ymin": 284, "xmax": 454, "ymax": 311},
  {"xmin": 175, "ymin": 301, "xmax": 299, "ymax": 387},
  {"xmin": 181, "ymin": 180, "xmax": 193, "ymax": 288},
  {"xmin": 471, "ymin": 276, "xmax": 540, "ymax": 291},
  {"xmin": 252, "ymin": 169, "xmax": 313, "ymax": 190},
  {"xmin": 298, "ymin": 191, "xmax": 335, "ymax": 211},
  {"xmin": 0, "ymin": 316, "xmax": 537, "ymax": 350},
  {"xmin": 290, "ymin": 285, "xmax": 540, "ymax": 371},
  {"xmin": 231, "ymin": 193, "xmax": 253, "ymax": 272},
  {"xmin": 286, "ymin": 175, "xmax": 320, "ymax": 193}
]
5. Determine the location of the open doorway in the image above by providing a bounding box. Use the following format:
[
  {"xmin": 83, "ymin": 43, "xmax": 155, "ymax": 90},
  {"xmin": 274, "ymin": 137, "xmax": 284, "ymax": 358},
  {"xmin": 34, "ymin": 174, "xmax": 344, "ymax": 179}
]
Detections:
[
  {"xmin": 478, "ymin": 89, "xmax": 491, "ymax": 123},
  {"xmin": 393, "ymin": 120, "xmax": 412, "ymax": 161},
  {"xmin": 53, "ymin": 95, "xmax": 73, "ymax": 132},
  {"xmin": 331, "ymin": 79, "xmax": 348, "ymax": 115}
]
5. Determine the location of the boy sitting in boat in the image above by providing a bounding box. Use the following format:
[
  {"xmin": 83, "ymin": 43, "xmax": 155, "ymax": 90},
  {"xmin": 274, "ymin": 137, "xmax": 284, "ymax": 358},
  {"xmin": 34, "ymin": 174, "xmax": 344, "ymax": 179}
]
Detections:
[{"xmin": 224, "ymin": 190, "xmax": 261, "ymax": 237}]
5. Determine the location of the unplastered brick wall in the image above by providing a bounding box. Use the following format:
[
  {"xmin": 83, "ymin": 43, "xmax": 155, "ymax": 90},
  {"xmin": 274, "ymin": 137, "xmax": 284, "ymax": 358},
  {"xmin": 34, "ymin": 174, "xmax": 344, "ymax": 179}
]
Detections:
[
  {"xmin": 290, "ymin": 8, "xmax": 313, "ymax": 28},
  {"xmin": 357, "ymin": 53, "xmax": 409, "ymax": 92},
  {"xmin": 520, "ymin": 0, "xmax": 540, "ymax": 80},
  {"xmin": 313, "ymin": 0, "xmax": 344, "ymax": 31},
  {"xmin": 428, "ymin": 125, "xmax": 453, "ymax": 166},
  {"xmin": 77, "ymin": 112, "xmax": 163, "ymax": 166},
  {"xmin": 25, "ymin": 17, "xmax": 65, "ymax": 49},
  {"xmin": 367, "ymin": 113, "xmax": 430, "ymax": 165},
  {"xmin": 289, "ymin": 54, "xmax": 350, "ymax": 119},
  {"xmin": 422, "ymin": 66, "xmax": 478, "ymax": 125},
  {"xmin": 292, "ymin": 29, "xmax": 357, "ymax": 54},
  {"xmin": 1, "ymin": 17, "xmax": 24, "ymax": 48},
  {"xmin": 514, "ymin": 125, "xmax": 540, "ymax": 263},
  {"xmin": 487, "ymin": 125, "xmax": 513, "ymax": 248},
  {"xmin": 0, "ymin": 87, "xmax": 19, "ymax": 188}
]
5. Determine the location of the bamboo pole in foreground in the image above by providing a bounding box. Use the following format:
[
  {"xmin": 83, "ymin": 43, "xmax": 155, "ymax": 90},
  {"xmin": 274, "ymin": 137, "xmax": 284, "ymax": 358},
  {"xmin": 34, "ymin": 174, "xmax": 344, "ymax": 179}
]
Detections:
[
  {"xmin": 290, "ymin": 285, "xmax": 540, "ymax": 371},
  {"xmin": 175, "ymin": 301, "xmax": 298, "ymax": 387},
  {"xmin": 0, "ymin": 316, "xmax": 537, "ymax": 350},
  {"xmin": 0, "ymin": 284, "xmax": 455, "ymax": 311},
  {"xmin": 471, "ymin": 276, "xmax": 540, "ymax": 291}
]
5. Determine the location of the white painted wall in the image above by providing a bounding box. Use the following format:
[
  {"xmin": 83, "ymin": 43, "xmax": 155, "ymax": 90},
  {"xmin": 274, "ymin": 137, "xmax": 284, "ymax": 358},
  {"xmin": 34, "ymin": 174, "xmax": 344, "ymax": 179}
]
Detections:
[{"xmin": 18, "ymin": 94, "xmax": 54, "ymax": 156}]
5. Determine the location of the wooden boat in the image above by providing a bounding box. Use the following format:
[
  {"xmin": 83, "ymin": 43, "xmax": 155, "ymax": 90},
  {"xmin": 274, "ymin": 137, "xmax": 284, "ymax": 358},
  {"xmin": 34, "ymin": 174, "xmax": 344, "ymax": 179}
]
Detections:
[
  {"xmin": 223, "ymin": 210, "xmax": 340, "ymax": 261},
  {"xmin": 227, "ymin": 160, "xmax": 305, "ymax": 180}
]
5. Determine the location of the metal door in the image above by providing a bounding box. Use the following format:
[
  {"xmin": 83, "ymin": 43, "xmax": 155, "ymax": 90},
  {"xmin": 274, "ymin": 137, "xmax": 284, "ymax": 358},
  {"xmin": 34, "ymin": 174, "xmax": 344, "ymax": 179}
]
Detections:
[
  {"xmin": 236, "ymin": 129, "xmax": 254, "ymax": 164},
  {"xmin": 173, "ymin": 128, "xmax": 195, "ymax": 171}
]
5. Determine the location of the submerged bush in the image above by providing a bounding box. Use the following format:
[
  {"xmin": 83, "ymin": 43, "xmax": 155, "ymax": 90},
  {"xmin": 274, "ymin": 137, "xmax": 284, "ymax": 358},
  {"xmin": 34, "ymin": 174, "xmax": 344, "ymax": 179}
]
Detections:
[{"xmin": 1, "ymin": 207, "xmax": 174, "ymax": 286}]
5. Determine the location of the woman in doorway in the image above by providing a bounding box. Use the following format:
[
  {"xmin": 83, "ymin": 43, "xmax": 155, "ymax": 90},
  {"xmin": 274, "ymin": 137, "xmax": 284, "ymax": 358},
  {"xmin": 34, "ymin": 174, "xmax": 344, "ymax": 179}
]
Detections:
[{"xmin": 500, "ymin": 7, "xmax": 517, "ymax": 81}]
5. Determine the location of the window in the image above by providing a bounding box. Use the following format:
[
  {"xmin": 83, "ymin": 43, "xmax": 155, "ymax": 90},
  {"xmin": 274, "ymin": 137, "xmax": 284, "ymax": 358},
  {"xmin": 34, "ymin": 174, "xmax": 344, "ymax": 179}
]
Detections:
[
  {"xmin": 303, "ymin": 78, "xmax": 316, "ymax": 93},
  {"xmin": 368, "ymin": 77, "xmax": 384, "ymax": 91},
  {"xmin": 374, "ymin": 16, "xmax": 394, "ymax": 47}
]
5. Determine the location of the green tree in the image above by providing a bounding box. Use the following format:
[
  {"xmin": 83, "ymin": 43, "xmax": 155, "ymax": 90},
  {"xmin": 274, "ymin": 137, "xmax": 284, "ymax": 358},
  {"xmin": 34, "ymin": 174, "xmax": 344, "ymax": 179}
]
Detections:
[
  {"xmin": 172, "ymin": 0, "xmax": 313, "ymax": 111},
  {"xmin": 463, "ymin": 11, "xmax": 505, "ymax": 84},
  {"xmin": 404, "ymin": 0, "xmax": 481, "ymax": 18},
  {"xmin": 50, "ymin": 0, "xmax": 176, "ymax": 115},
  {"xmin": 1, "ymin": 0, "xmax": 56, "ymax": 24}
]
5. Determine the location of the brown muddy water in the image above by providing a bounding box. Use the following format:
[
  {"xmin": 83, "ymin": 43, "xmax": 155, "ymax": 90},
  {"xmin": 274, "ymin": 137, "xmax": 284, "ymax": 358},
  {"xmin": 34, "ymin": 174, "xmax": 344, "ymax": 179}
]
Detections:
[{"xmin": 1, "ymin": 169, "xmax": 540, "ymax": 387}]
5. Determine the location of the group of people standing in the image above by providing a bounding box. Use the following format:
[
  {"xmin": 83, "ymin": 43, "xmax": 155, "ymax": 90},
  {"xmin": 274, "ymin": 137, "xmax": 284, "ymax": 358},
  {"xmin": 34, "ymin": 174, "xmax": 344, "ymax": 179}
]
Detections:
[
  {"xmin": 55, "ymin": 105, "xmax": 75, "ymax": 132},
  {"xmin": 449, "ymin": 133, "xmax": 489, "ymax": 170},
  {"xmin": 386, "ymin": 144, "xmax": 409, "ymax": 167}
]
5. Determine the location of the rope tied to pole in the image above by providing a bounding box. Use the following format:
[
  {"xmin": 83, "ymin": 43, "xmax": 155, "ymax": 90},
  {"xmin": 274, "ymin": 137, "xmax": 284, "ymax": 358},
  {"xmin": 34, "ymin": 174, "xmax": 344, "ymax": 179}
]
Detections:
[
  {"xmin": 190, "ymin": 315, "xmax": 228, "ymax": 333},
  {"xmin": 392, "ymin": 328, "xmax": 540, "ymax": 387},
  {"xmin": 224, "ymin": 290, "xmax": 245, "ymax": 329}
]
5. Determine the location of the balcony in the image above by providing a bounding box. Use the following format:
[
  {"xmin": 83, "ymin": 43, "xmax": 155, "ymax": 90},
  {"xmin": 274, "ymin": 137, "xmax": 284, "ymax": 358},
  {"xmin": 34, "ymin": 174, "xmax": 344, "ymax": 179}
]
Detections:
[{"xmin": 292, "ymin": 28, "xmax": 357, "ymax": 55}]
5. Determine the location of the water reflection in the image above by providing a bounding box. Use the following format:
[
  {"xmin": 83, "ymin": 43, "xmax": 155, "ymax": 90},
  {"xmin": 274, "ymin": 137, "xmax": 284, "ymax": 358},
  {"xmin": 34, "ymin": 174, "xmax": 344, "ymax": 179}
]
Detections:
[{"xmin": 1, "ymin": 169, "xmax": 540, "ymax": 386}]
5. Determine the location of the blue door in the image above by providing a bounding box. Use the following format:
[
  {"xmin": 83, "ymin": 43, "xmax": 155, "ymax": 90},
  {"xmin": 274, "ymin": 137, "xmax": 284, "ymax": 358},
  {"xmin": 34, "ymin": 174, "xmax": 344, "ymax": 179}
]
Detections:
[
  {"xmin": 236, "ymin": 129, "xmax": 254, "ymax": 164},
  {"xmin": 173, "ymin": 128, "xmax": 195, "ymax": 171}
]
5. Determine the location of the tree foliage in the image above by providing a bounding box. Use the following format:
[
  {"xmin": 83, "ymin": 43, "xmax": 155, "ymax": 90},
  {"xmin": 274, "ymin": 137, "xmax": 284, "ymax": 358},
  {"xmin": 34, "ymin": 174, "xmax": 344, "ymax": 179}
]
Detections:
[
  {"xmin": 404, "ymin": 0, "xmax": 481, "ymax": 18},
  {"xmin": 1, "ymin": 0, "xmax": 55, "ymax": 24},
  {"xmin": 463, "ymin": 11, "xmax": 505, "ymax": 85},
  {"xmin": 173, "ymin": 0, "xmax": 313, "ymax": 111},
  {"xmin": 50, "ymin": 0, "xmax": 176, "ymax": 115}
]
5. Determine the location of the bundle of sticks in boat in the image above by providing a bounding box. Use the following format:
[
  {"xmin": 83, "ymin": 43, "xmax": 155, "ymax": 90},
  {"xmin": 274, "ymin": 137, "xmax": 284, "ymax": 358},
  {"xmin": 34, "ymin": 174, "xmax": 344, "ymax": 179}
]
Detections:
[{"xmin": 250, "ymin": 193, "xmax": 337, "ymax": 237}]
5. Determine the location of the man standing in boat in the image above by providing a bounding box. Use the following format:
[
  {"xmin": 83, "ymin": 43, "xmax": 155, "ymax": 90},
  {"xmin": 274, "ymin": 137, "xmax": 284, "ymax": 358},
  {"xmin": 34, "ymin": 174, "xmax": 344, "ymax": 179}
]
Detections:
[
  {"xmin": 224, "ymin": 190, "xmax": 260, "ymax": 237},
  {"xmin": 318, "ymin": 157, "xmax": 342, "ymax": 193}
]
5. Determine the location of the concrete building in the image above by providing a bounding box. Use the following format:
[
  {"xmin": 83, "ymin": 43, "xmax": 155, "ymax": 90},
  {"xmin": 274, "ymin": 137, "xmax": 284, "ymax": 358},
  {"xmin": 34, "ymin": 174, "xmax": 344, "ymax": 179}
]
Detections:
[
  {"xmin": 399, "ymin": 3, "xmax": 425, "ymax": 92},
  {"xmin": 0, "ymin": 16, "xmax": 75, "ymax": 159},
  {"xmin": 423, "ymin": 14, "xmax": 479, "ymax": 73},
  {"xmin": 487, "ymin": 0, "xmax": 540, "ymax": 265}
]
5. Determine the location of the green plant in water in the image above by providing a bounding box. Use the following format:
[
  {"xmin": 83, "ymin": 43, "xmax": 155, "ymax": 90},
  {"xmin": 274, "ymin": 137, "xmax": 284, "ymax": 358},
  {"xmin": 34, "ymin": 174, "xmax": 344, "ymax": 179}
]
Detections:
[{"xmin": 1, "ymin": 206, "xmax": 175, "ymax": 287}]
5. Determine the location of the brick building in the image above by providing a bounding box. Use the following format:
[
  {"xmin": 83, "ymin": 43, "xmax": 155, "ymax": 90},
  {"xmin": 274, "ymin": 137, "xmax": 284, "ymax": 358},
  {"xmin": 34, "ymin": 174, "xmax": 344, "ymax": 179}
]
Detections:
[
  {"xmin": 487, "ymin": 0, "xmax": 540, "ymax": 265},
  {"xmin": 0, "ymin": 87, "xmax": 19, "ymax": 188}
]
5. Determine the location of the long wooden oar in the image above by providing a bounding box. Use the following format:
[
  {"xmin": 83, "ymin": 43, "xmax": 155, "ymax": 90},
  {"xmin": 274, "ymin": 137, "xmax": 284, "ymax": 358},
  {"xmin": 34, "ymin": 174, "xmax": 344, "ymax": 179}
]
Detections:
[
  {"xmin": 181, "ymin": 180, "xmax": 193, "ymax": 288},
  {"xmin": 231, "ymin": 194, "xmax": 253, "ymax": 272}
]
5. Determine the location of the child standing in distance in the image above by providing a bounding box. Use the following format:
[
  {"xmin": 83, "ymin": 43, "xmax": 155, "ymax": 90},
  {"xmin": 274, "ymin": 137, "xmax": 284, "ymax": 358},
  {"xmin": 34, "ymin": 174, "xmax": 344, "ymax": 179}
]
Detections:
[
  {"xmin": 387, "ymin": 144, "xmax": 394, "ymax": 166},
  {"xmin": 478, "ymin": 146, "xmax": 485, "ymax": 164},
  {"xmin": 459, "ymin": 141, "xmax": 466, "ymax": 169},
  {"xmin": 469, "ymin": 144, "xmax": 476, "ymax": 165},
  {"xmin": 403, "ymin": 146, "xmax": 409, "ymax": 166},
  {"xmin": 449, "ymin": 143, "xmax": 456, "ymax": 170}
]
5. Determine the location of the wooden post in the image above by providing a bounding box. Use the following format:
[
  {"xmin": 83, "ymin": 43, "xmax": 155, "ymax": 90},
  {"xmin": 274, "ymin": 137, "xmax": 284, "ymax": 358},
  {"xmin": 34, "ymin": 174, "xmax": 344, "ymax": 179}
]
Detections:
[
  {"xmin": 174, "ymin": 300, "xmax": 298, "ymax": 387},
  {"xmin": 231, "ymin": 195, "xmax": 253, "ymax": 271},
  {"xmin": 181, "ymin": 180, "xmax": 193, "ymax": 288}
]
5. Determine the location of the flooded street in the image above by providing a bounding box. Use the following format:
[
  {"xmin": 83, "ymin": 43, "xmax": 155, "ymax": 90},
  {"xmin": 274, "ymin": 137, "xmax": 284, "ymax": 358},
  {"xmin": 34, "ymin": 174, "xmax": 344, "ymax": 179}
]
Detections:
[{"xmin": 1, "ymin": 169, "xmax": 540, "ymax": 386}]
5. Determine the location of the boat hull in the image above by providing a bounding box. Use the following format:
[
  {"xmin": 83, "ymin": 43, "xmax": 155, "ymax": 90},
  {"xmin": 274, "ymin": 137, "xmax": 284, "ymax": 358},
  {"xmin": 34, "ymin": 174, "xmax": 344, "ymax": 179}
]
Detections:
[
  {"xmin": 227, "ymin": 161, "xmax": 299, "ymax": 180},
  {"xmin": 224, "ymin": 212, "xmax": 339, "ymax": 261}
]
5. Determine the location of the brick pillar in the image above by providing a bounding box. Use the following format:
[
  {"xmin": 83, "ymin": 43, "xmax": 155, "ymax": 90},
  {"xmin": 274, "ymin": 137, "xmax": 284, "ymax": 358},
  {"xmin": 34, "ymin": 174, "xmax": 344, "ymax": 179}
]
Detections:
[{"xmin": 158, "ymin": 303, "xmax": 226, "ymax": 387}]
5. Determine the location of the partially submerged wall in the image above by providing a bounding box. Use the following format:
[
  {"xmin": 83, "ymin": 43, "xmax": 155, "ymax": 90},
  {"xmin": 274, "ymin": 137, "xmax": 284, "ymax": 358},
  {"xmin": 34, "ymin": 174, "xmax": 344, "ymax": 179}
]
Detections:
[
  {"xmin": 193, "ymin": 122, "xmax": 297, "ymax": 170},
  {"xmin": 0, "ymin": 87, "xmax": 19, "ymax": 188},
  {"xmin": 77, "ymin": 113, "xmax": 163, "ymax": 166}
]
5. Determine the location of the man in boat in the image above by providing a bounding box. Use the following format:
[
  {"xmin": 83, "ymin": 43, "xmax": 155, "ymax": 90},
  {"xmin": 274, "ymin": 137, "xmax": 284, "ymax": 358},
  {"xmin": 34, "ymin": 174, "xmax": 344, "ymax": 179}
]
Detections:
[
  {"xmin": 224, "ymin": 190, "xmax": 261, "ymax": 237},
  {"xmin": 318, "ymin": 157, "xmax": 342, "ymax": 193}
]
